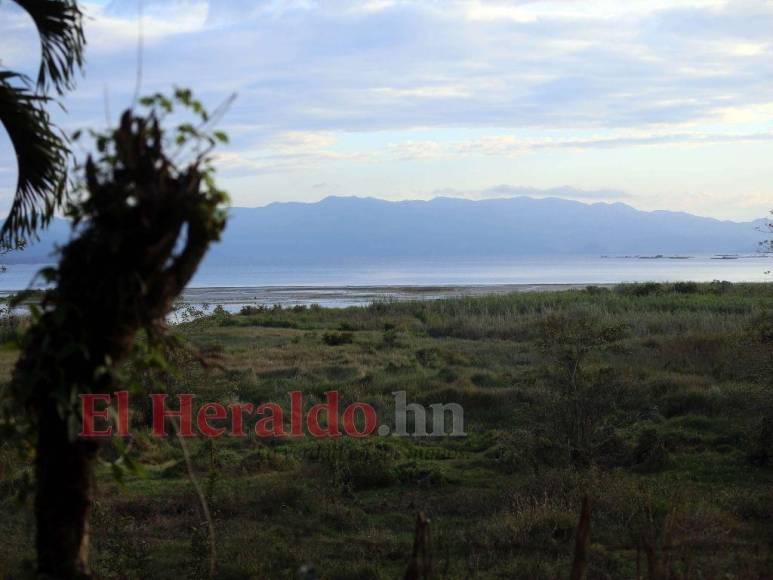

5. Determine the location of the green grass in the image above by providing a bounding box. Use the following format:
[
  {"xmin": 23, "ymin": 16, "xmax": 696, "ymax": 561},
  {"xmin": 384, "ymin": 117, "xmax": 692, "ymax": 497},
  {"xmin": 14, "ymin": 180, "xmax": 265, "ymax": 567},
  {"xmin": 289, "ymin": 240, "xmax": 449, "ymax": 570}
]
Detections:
[{"xmin": 1, "ymin": 282, "xmax": 772, "ymax": 578}]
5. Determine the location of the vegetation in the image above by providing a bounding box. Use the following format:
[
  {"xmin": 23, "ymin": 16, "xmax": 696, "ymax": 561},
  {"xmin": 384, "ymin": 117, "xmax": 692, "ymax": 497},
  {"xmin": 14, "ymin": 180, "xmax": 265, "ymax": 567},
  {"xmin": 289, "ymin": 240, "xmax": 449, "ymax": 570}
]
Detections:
[
  {"xmin": 1, "ymin": 282, "xmax": 770, "ymax": 578},
  {"xmin": 1, "ymin": 3, "xmax": 769, "ymax": 578}
]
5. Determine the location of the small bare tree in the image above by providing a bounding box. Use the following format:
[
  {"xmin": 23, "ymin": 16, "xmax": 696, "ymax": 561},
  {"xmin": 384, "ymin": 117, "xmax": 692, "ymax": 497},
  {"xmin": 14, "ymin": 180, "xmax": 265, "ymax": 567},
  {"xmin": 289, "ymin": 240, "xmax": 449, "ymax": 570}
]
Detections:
[{"xmin": 538, "ymin": 310, "xmax": 629, "ymax": 466}]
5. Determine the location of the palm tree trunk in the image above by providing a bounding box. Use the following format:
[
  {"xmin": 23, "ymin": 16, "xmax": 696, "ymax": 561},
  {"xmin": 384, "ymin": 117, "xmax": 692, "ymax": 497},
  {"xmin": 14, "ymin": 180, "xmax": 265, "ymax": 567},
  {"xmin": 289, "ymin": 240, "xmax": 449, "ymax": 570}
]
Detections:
[{"xmin": 35, "ymin": 399, "xmax": 98, "ymax": 579}]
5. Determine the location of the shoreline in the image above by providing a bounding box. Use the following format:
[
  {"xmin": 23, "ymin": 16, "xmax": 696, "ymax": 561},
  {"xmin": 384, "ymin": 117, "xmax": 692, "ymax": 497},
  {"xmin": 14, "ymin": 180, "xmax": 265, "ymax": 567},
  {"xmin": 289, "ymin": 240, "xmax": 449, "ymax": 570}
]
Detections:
[
  {"xmin": 4, "ymin": 281, "xmax": 770, "ymax": 311},
  {"xmin": 178, "ymin": 283, "xmax": 612, "ymax": 309},
  {"xmin": 3, "ymin": 283, "xmax": 613, "ymax": 312}
]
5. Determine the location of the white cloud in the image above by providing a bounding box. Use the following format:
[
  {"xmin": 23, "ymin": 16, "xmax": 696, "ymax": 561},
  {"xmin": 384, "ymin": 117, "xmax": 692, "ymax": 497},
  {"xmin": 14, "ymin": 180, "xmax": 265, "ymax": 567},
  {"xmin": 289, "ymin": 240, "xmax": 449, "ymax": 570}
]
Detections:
[
  {"xmin": 82, "ymin": 1, "xmax": 208, "ymax": 52},
  {"xmin": 3, "ymin": 0, "xmax": 773, "ymax": 219},
  {"xmin": 369, "ymin": 86, "xmax": 472, "ymax": 99},
  {"xmin": 212, "ymin": 131, "xmax": 372, "ymax": 174},
  {"xmin": 371, "ymin": 130, "xmax": 773, "ymax": 162}
]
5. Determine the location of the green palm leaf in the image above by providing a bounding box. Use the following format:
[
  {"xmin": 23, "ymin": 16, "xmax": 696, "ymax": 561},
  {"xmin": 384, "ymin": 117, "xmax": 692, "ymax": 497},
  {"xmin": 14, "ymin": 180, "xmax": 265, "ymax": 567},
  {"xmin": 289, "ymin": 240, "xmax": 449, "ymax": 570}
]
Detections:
[
  {"xmin": 12, "ymin": 0, "xmax": 85, "ymax": 95},
  {"xmin": 0, "ymin": 72, "xmax": 68, "ymax": 246},
  {"xmin": 0, "ymin": 0, "xmax": 84, "ymax": 245}
]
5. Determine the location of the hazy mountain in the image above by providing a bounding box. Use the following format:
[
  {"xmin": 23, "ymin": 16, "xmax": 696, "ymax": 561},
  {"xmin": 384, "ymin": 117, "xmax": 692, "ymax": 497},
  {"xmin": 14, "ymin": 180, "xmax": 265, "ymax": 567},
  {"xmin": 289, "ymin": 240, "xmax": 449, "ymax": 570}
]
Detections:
[{"xmin": 4, "ymin": 196, "xmax": 766, "ymax": 265}]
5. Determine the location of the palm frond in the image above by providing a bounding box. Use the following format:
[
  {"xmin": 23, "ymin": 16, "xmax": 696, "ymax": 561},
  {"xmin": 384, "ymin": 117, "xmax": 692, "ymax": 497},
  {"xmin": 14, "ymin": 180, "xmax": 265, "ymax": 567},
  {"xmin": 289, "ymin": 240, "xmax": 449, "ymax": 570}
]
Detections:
[
  {"xmin": 12, "ymin": 0, "xmax": 85, "ymax": 95},
  {"xmin": 0, "ymin": 72, "xmax": 68, "ymax": 246}
]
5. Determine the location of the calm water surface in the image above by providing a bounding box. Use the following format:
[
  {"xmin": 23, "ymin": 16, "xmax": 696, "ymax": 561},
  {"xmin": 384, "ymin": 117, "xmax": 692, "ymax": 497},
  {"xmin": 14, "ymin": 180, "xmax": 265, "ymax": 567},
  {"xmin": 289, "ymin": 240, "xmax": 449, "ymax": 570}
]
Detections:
[{"xmin": 1, "ymin": 256, "xmax": 770, "ymax": 309}]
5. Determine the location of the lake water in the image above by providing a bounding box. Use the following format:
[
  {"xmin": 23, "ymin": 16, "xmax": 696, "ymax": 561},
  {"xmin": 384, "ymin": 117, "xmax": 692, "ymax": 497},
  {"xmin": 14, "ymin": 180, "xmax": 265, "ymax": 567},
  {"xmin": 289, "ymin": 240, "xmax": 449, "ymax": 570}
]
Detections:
[
  {"xmin": 2, "ymin": 255, "xmax": 770, "ymax": 309},
  {"xmin": 186, "ymin": 256, "xmax": 772, "ymax": 287}
]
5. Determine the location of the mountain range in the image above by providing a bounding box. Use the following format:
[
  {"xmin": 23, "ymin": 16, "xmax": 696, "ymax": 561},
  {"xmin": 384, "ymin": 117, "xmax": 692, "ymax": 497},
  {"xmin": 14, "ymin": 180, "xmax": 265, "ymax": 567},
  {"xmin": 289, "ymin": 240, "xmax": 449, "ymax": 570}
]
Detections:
[{"xmin": 4, "ymin": 196, "xmax": 767, "ymax": 265}]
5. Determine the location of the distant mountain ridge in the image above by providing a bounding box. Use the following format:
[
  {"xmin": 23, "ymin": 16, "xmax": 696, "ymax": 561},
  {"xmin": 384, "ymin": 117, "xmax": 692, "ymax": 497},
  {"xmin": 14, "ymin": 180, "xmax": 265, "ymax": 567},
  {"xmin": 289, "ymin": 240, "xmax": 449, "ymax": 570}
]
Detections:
[{"xmin": 4, "ymin": 196, "xmax": 767, "ymax": 265}]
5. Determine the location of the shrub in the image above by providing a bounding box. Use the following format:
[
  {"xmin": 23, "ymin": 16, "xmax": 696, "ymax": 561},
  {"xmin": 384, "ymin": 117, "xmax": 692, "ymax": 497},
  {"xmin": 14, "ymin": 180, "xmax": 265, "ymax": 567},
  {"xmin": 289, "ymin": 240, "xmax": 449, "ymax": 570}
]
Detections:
[
  {"xmin": 415, "ymin": 348, "xmax": 441, "ymax": 368},
  {"xmin": 709, "ymin": 279, "xmax": 734, "ymax": 294},
  {"xmin": 381, "ymin": 328, "xmax": 399, "ymax": 348},
  {"xmin": 747, "ymin": 413, "xmax": 773, "ymax": 466},
  {"xmin": 483, "ymin": 430, "xmax": 565, "ymax": 472},
  {"xmin": 91, "ymin": 512, "xmax": 151, "ymax": 578},
  {"xmin": 334, "ymin": 455, "xmax": 397, "ymax": 491},
  {"xmin": 471, "ymin": 372, "xmax": 503, "ymax": 388},
  {"xmin": 322, "ymin": 331, "xmax": 354, "ymax": 346},
  {"xmin": 538, "ymin": 312, "xmax": 631, "ymax": 465},
  {"xmin": 631, "ymin": 428, "xmax": 670, "ymax": 472},
  {"xmin": 395, "ymin": 460, "xmax": 447, "ymax": 487},
  {"xmin": 616, "ymin": 282, "xmax": 662, "ymax": 297},
  {"xmin": 315, "ymin": 441, "xmax": 400, "ymax": 492},
  {"xmin": 0, "ymin": 306, "xmax": 21, "ymax": 344},
  {"xmin": 672, "ymin": 281, "xmax": 699, "ymax": 294},
  {"xmin": 660, "ymin": 388, "xmax": 718, "ymax": 417},
  {"xmin": 437, "ymin": 367, "xmax": 459, "ymax": 383},
  {"xmin": 473, "ymin": 496, "xmax": 577, "ymax": 550},
  {"xmin": 753, "ymin": 310, "xmax": 773, "ymax": 344}
]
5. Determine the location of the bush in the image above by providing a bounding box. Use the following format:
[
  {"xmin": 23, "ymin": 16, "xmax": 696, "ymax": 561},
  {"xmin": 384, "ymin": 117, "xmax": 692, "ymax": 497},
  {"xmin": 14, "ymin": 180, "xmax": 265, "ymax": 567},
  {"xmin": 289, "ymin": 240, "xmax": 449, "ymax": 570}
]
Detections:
[
  {"xmin": 483, "ymin": 430, "xmax": 566, "ymax": 472},
  {"xmin": 631, "ymin": 428, "xmax": 670, "ymax": 472},
  {"xmin": 331, "ymin": 448, "xmax": 397, "ymax": 491},
  {"xmin": 212, "ymin": 304, "xmax": 236, "ymax": 326},
  {"xmin": 472, "ymin": 496, "xmax": 577, "ymax": 550},
  {"xmin": 471, "ymin": 372, "xmax": 503, "ymax": 388},
  {"xmin": 0, "ymin": 306, "xmax": 21, "ymax": 344},
  {"xmin": 415, "ymin": 348, "xmax": 441, "ymax": 368},
  {"xmin": 753, "ymin": 310, "xmax": 773, "ymax": 344},
  {"xmin": 395, "ymin": 460, "xmax": 447, "ymax": 487},
  {"xmin": 381, "ymin": 328, "xmax": 400, "ymax": 348},
  {"xmin": 616, "ymin": 282, "xmax": 662, "ymax": 297},
  {"xmin": 672, "ymin": 281, "xmax": 699, "ymax": 294},
  {"xmin": 747, "ymin": 413, "xmax": 773, "ymax": 466},
  {"xmin": 660, "ymin": 388, "xmax": 717, "ymax": 417},
  {"xmin": 314, "ymin": 441, "xmax": 400, "ymax": 492},
  {"xmin": 709, "ymin": 279, "xmax": 734, "ymax": 294},
  {"xmin": 322, "ymin": 331, "xmax": 354, "ymax": 346}
]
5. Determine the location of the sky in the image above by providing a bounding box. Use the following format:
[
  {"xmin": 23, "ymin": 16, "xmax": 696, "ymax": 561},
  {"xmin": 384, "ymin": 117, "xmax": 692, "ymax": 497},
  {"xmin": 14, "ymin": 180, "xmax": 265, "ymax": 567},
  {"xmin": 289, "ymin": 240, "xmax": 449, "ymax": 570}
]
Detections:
[{"xmin": 1, "ymin": 0, "xmax": 773, "ymax": 221}]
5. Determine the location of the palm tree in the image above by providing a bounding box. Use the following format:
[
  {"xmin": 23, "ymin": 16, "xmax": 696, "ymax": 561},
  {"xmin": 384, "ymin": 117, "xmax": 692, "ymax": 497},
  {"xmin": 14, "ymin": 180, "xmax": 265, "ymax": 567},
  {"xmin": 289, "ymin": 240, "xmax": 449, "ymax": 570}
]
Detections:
[
  {"xmin": 4, "ymin": 7, "xmax": 228, "ymax": 578},
  {"xmin": 2, "ymin": 1, "xmax": 86, "ymax": 575},
  {"xmin": 0, "ymin": 0, "xmax": 85, "ymax": 247}
]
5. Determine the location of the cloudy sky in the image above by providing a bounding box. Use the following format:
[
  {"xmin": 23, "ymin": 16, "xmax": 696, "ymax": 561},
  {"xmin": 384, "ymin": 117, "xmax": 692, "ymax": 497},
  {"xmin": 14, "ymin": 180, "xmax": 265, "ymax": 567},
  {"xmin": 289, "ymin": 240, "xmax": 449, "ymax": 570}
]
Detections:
[{"xmin": 2, "ymin": 0, "xmax": 773, "ymax": 220}]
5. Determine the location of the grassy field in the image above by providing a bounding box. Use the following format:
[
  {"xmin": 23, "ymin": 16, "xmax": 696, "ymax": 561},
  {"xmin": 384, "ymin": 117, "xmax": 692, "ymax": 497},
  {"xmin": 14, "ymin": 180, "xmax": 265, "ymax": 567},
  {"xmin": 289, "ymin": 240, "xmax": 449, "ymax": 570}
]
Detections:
[{"xmin": 1, "ymin": 281, "xmax": 773, "ymax": 579}]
